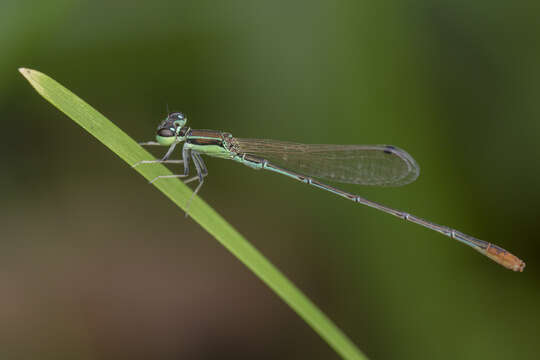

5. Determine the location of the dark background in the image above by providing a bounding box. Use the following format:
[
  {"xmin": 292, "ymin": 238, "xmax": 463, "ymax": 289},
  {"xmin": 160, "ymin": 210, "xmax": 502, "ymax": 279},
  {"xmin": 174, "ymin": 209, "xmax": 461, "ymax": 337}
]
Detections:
[{"xmin": 2, "ymin": 1, "xmax": 539, "ymax": 359}]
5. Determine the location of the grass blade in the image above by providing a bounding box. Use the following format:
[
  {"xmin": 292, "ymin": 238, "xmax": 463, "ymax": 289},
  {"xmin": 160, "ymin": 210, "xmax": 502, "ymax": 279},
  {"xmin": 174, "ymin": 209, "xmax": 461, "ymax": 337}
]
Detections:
[{"xmin": 19, "ymin": 68, "xmax": 367, "ymax": 360}]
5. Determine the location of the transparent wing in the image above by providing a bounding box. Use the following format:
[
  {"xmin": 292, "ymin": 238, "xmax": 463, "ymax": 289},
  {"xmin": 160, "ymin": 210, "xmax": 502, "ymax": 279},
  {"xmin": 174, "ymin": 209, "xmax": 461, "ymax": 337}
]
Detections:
[{"xmin": 236, "ymin": 138, "xmax": 420, "ymax": 186}]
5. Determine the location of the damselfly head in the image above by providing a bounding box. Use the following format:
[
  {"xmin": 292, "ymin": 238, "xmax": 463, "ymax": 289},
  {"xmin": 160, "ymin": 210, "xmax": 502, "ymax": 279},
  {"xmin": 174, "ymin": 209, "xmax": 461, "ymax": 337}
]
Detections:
[{"xmin": 156, "ymin": 112, "xmax": 188, "ymax": 145}]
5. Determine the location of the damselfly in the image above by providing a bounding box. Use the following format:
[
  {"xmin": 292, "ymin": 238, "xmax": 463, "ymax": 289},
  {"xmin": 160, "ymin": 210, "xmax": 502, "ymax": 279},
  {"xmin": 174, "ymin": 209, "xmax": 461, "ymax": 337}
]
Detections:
[{"xmin": 135, "ymin": 112, "xmax": 525, "ymax": 272}]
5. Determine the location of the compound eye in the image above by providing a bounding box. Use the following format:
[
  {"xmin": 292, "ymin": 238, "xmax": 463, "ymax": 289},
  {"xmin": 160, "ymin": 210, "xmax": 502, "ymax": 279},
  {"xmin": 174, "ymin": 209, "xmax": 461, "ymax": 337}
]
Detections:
[
  {"xmin": 169, "ymin": 112, "xmax": 184, "ymax": 120},
  {"xmin": 157, "ymin": 128, "xmax": 175, "ymax": 137}
]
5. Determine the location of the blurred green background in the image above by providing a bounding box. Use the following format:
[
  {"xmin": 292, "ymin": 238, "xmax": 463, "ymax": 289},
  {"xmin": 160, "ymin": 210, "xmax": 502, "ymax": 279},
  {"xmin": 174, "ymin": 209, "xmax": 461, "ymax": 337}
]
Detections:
[{"xmin": 2, "ymin": 1, "xmax": 539, "ymax": 359}]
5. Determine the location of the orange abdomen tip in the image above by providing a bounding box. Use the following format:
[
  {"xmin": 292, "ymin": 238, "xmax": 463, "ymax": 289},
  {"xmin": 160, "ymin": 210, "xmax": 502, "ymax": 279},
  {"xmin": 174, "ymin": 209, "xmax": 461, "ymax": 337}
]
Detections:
[{"xmin": 485, "ymin": 244, "xmax": 525, "ymax": 272}]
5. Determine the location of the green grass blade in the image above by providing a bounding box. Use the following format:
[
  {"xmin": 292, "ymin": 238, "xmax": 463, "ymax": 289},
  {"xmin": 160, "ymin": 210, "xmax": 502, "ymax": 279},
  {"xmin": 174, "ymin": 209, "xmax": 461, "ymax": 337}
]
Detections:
[{"xmin": 19, "ymin": 68, "xmax": 367, "ymax": 360}]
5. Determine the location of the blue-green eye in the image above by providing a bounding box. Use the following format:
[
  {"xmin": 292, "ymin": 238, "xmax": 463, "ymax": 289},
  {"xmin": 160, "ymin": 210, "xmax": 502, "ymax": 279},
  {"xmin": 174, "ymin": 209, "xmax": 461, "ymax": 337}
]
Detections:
[{"xmin": 169, "ymin": 112, "xmax": 185, "ymax": 120}]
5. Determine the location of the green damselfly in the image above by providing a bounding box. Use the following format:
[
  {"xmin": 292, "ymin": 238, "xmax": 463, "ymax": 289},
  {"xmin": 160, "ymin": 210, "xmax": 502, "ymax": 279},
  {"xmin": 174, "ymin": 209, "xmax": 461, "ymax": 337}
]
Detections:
[{"xmin": 135, "ymin": 112, "xmax": 525, "ymax": 272}]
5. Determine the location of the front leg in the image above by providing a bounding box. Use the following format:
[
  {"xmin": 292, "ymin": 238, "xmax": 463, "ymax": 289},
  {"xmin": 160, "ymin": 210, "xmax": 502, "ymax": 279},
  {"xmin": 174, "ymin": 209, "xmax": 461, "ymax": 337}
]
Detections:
[
  {"xmin": 149, "ymin": 145, "xmax": 192, "ymax": 183},
  {"xmin": 161, "ymin": 141, "xmax": 178, "ymax": 161},
  {"xmin": 138, "ymin": 141, "xmax": 161, "ymax": 146},
  {"xmin": 132, "ymin": 142, "xmax": 182, "ymax": 167}
]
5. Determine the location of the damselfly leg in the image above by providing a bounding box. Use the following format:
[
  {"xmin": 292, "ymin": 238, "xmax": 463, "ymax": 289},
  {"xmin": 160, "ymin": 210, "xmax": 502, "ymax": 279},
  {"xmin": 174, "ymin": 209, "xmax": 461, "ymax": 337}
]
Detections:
[{"xmin": 136, "ymin": 141, "xmax": 208, "ymax": 216}]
